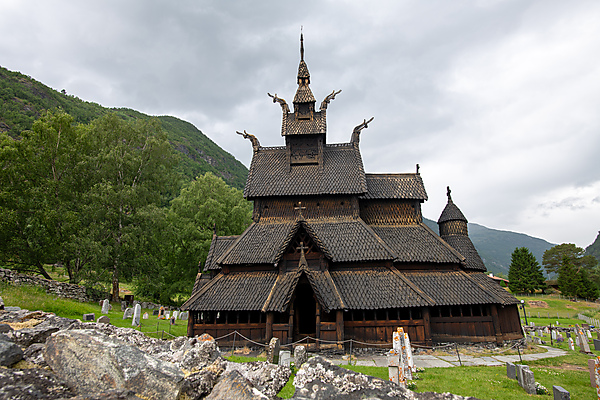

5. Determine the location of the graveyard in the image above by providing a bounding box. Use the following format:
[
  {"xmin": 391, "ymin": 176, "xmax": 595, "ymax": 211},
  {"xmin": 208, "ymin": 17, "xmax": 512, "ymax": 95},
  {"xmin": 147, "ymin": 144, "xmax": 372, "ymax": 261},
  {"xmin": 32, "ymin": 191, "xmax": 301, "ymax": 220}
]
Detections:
[{"xmin": 2, "ymin": 281, "xmax": 600, "ymax": 399}]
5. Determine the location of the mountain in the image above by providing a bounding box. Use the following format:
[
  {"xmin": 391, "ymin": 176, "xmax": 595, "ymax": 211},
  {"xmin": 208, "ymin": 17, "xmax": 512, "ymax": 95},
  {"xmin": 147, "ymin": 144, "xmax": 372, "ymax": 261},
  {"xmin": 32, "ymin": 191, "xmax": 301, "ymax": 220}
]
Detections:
[
  {"xmin": 423, "ymin": 218, "xmax": 555, "ymax": 276},
  {"xmin": 585, "ymin": 231, "xmax": 600, "ymax": 262},
  {"xmin": 0, "ymin": 66, "xmax": 247, "ymax": 189}
]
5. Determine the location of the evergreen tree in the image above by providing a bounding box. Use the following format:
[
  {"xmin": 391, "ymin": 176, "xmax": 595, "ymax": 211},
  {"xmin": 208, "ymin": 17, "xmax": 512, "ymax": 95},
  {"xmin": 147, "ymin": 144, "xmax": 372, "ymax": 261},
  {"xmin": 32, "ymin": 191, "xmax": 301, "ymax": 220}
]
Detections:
[
  {"xmin": 508, "ymin": 247, "xmax": 546, "ymax": 294},
  {"xmin": 558, "ymin": 256, "xmax": 579, "ymax": 298}
]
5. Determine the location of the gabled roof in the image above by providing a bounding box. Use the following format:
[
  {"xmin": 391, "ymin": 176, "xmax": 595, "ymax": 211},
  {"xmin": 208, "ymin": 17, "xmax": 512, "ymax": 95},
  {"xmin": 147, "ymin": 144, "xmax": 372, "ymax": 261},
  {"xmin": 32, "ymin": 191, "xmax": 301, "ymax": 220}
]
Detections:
[
  {"xmin": 283, "ymin": 111, "xmax": 326, "ymax": 135},
  {"xmin": 330, "ymin": 268, "xmax": 433, "ymax": 309},
  {"xmin": 244, "ymin": 144, "xmax": 367, "ymax": 198},
  {"xmin": 204, "ymin": 235, "xmax": 239, "ymax": 271},
  {"xmin": 438, "ymin": 187, "xmax": 467, "ymax": 223},
  {"xmin": 361, "ymin": 174, "xmax": 428, "ymax": 200},
  {"xmin": 402, "ymin": 270, "xmax": 499, "ymax": 306},
  {"xmin": 370, "ymin": 223, "xmax": 465, "ymax": 264},
  {"xmin": 441, "ymin": 235, "xmax": 486, "ymax": 271},
  {"xmin": 466, "ymin": 272, "xmax": 519, "ymax": 305}
]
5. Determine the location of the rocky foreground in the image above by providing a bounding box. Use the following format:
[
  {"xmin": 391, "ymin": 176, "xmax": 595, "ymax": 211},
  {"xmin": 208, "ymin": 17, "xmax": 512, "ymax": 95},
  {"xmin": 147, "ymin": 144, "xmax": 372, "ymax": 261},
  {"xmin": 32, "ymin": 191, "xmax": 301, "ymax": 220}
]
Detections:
[{"xmin": 0, "ymin": 309, "xmax": 479, "ymax": 400}]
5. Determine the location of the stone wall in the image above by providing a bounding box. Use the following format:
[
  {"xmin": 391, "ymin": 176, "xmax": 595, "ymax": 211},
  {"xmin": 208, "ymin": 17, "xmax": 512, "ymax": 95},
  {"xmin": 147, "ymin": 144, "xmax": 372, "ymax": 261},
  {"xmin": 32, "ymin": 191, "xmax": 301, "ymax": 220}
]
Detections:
[{"xmin": 0, "ymin": 268, "xmax": 108, "ymax": 303}]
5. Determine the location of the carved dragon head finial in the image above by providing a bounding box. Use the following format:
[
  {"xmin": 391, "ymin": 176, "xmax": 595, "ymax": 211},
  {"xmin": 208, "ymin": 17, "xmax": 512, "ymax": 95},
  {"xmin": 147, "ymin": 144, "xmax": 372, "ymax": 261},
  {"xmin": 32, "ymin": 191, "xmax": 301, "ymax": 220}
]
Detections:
[
  {"xmin": 447, "ymin": 186, "xmax": 452, "ymax": 202},
  {"xmin": 236, "ymin": 130, "xmax": 261, "ymax": 150},
  {"xmin": 351, "ymin": 117, "xmax": 374, "ymax": 144}
]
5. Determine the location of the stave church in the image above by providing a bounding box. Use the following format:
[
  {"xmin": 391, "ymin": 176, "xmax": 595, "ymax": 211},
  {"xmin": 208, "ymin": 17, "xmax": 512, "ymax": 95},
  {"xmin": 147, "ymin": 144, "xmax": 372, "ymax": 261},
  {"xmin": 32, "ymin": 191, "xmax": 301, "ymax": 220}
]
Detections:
[{"xmin": 181, "ymin": 35, "xmax": 522, "ymax": 345}]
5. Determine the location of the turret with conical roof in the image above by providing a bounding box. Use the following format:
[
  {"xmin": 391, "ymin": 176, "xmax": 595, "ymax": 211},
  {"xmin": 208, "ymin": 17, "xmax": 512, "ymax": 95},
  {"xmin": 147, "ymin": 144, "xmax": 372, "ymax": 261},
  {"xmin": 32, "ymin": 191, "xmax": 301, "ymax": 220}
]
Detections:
[{"xmin": 438, "ymin": 187, "xmax": 486, "ymax": 271}]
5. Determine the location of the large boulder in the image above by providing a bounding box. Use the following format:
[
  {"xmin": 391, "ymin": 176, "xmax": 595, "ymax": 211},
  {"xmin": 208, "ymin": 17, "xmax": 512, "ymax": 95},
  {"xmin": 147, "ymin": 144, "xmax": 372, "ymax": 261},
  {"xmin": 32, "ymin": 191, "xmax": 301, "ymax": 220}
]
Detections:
[
  {"xmin": 8, "ymin": 324, "xmax": 60, "ymax": 347},
  {"xmin": 291, "ymin": 356, "xmax": 480, "ymax": 400},
  {"xmin": 45, "ymin": 329, "xmax": 184, "ymax": 400},
  {"xmin": 0, "ymin": 336, "xmax": 23, "ymax": 367},
  {"xmin": 179, "ymin": 358, "xmax": 227, "ymax": 400},
  {"xmin": 0, "ymin": 368, "xmax": 76, "ymax": 400},
  {"xmin": 225, "ymin": 361, "xmax": 292, "ymax": 399},
  {"xmin": 204, "ymin": 370, "xmax": 268, "ymax": 400},
  {"xmin": 178, "ymin": 339, "xmax": 222, "ymax": 373}
]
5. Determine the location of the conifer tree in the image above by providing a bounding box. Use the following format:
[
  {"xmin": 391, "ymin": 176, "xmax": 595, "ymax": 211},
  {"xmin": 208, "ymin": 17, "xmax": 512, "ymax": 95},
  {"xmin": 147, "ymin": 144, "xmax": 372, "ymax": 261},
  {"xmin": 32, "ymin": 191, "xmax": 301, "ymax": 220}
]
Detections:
[{"xmin": 508, "ymin": 247, "xmax": 546, "ymax": 294}]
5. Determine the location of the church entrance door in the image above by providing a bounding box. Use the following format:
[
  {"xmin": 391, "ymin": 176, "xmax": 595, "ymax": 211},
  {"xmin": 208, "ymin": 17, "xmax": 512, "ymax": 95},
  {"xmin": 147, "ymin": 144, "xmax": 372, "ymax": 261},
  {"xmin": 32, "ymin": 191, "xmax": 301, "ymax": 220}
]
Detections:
[{"xmin": 293, "ymin": 281, "xmax": 316, "ymax": 340}]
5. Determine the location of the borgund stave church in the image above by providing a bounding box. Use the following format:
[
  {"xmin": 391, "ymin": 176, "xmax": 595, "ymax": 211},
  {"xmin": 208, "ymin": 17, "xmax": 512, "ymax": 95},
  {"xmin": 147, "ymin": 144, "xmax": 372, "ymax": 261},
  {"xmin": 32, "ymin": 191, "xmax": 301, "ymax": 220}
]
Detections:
[{"xmin": 181, "ymin": 35, "xmax": 522, "ymax": 346}]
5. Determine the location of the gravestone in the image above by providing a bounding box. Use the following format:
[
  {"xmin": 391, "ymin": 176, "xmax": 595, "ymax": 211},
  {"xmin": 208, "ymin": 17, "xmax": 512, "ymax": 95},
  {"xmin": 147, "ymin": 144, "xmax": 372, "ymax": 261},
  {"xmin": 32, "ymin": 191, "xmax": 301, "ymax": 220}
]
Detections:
[
  {"xmin": 120, "ymin": 301, "xmax": 127, "ymax": 311},
  {"xmin": 393, "ymin": 328, "xmax": 411, "ymax": 380},
  {"xmin": 97, "ymin": 316, "xmax": 110, "ymax": 324},
  {"xmin": 101, "ymin": 299, "xmax": 110, "ymax": 314},
  {"xmin": 123, "ymin": 308, "xmax": 133, "ymax": 320},
  {"xmin": 180, "ymin": 311, "xmax": 188, "ymax": 320},
  {"xmin": 551, "ymin": 330, "xmax": 557, "ymax": 340},
  {"xmin": 588, "ymin": 359, "xmax": 596, "ymax": 388},
  {"xmin": 552, "ymin": 385, "xmax": 570, "ymax": 400},
  {"xmin": 0, "ymin": 296, "xmax": 4, "ymax": 310},
  {"xmin": 593, "ymin": 339, "xmax": 600, "ymax": 351},
  {"xmin": 172, "ymin": 311, "xmax": 179, "ymax": 320},
  {"xmin": 404, "ymin": 331, "xmax": 415, "ymax": 373},
  {"xmin": 521, "ymin": 368, "xmax": 536, "ymax": 395},
  {"xmin": 165, "ymin": 312, "xmax": 170, "ymax": 320},
  {"xmin": 278, "ymin": 350, "xmax": 291, "ymax": 367},
  {"xmin": 294, "ymin": 345, "xmax": 308, "ymax": 367},
  {"xmin": 82, "ymin": 313, "xmax": 95, "ymax": 321},
  {"xmin": 536, "ymin": 329, "xmax": 543, "ymax": 337},
  {"xmin": 575, "ymin": 336, "xmax": 580, "ymax": 346},
  {"xmin": 267, "ymin": 337, "xmax": 280, "ymax": 364},
  {"xmin": 575, "ymin": 325, "xmax": 591, "ymax": 353},
  {"xmin": 387, "ymin": 350, "xmax": 404, "ymax": 387},
  {"xmin": 515, "ymin": 364, "xmax": 530, "ymax": 386},
  {"xmin": 153, "ymin": 310, "xmax": 159, "ymax": 316},
  {"xmin": 142, "ymin": 312, "xmax": 149, "ymax": 320},
  {"xmin": 158, "ymin": 307, "xmax": 165, "ymax": 319},
  {"xmin": 568, "ymin": 338, "xmax": 575, "ymax": 351},
  {"xmin": 566, "ymin": 332, "xmax": 571, "ymax": 339},
  {"xmin": 506, "ymin": 362, "xmax": 516, "ymax": 380},
  {"xmin": 132, "ymin": 304, "xmax": 141, "ymax": 327},
  {"xmin": 587, "ymin": 330, "xmax": 593, "ymax": 339},
  {"xmin": 141, "ymin": 302, "xmax": 148, "ymax": 309}
]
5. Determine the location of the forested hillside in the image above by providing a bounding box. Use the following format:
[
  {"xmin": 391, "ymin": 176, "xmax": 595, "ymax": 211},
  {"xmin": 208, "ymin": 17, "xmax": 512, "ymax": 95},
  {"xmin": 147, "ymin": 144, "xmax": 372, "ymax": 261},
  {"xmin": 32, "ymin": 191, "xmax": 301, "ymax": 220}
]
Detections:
[
  {"xmin": 586, "ymin": 231, "xmax": 600, "ymax": 262},
  {"xmin": 0, "ymin": 66, "xmax": 247, "ymax": 189}
]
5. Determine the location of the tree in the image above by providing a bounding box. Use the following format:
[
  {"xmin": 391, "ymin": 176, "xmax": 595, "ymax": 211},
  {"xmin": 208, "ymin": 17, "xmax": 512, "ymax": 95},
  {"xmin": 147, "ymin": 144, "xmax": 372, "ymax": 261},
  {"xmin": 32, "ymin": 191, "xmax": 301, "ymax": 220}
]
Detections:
[
  {"xmin": 542, "ymin": 243, "xmax": 585, "ymax": 276},
  {"xmin": 85, "ymin": 114, "xmax": 177, "ymax": 301},
  {"xmin": 507, "ymin": 247, "xmax": 546, "ymax": 294},
  {"xmin": 133, "ymin": 172, "xmax": 253, "ymax": 305}
]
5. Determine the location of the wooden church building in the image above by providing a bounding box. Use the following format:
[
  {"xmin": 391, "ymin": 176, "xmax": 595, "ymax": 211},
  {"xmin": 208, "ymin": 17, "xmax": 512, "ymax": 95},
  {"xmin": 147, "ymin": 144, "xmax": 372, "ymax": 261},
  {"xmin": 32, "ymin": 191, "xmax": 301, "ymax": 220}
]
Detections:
[{"xmin": 181, "ymin": 36, "xmax": 522, "ymax": 345}]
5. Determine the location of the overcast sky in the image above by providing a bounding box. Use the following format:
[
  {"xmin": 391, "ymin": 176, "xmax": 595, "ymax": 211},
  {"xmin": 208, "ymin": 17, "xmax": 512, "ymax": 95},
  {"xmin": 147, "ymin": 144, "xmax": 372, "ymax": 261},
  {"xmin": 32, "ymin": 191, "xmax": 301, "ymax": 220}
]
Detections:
[{"xmin": 1, "ymin": 0, "xmax": 599, "ymax": 248}]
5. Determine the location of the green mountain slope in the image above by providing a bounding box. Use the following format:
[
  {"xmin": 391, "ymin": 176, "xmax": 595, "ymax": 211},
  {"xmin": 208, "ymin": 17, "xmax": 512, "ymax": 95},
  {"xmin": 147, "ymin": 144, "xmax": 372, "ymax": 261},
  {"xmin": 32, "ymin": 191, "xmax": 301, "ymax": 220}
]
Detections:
[
  {"xmin": 423, "ymin": 218, "xmax": 555, "ymax": 276},
  {"xmin": 585, "ymin": 231, "xmax": 600, "ymax": 262},
  {"xmin": 0, "ymin": 66, "xmax": 247, "ymax": 189}
]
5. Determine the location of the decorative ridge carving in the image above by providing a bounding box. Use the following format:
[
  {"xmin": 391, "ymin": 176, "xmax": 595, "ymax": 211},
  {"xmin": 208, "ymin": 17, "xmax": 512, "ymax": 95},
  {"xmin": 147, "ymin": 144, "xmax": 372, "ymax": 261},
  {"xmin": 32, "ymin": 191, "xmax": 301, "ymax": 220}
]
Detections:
[
  {"xmin": 320, "ymin": 89, "xmax": 342, "ymax": 111},
  {"xmin": 351, "ymin": 117, "xmax": 374, "ymax": 144},
  {"xmin": 267, "ymin": 93, "xmax": 290, "ymax": 113},
  {"xmin": 236, "ymin": 130, "xmax": 261, "ymax": 151}
]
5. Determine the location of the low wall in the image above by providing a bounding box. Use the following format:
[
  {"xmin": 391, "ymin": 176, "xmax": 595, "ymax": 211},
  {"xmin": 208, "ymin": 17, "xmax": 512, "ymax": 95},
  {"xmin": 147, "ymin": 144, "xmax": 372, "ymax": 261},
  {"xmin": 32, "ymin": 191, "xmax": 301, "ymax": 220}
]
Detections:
[{"xmin": 0, "ymin": 268, "xmax": 109, "ymax": 303}]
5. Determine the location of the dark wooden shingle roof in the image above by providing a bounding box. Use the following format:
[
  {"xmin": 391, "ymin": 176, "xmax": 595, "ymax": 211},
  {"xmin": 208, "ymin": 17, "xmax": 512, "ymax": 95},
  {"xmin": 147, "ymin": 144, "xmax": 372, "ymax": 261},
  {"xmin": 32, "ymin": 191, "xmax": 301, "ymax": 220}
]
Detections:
[
  {"xmin": 441, "ymin": 235, "xmax": 486, "ymax": 271},
  {"xmin": 467, "ymin": 272, "xmax": 519, "ymax": 305},
  {"xmin": 361, "ymin": 174, "xmax": 428, "ymax": 200},
  {"xmin": 438, "ymin": 201, "xmax": 467, "ymax": 223},
  {"xmin": 204, "ymin": 235, "xmax": 239, "ymax": 271},
  {"xmin": 244, "ymin": 144, "xmax": 367, "ymax": 198},
  {"xmin": 371, "ymin": 224, "xmax": 465, "ymax": 264}
]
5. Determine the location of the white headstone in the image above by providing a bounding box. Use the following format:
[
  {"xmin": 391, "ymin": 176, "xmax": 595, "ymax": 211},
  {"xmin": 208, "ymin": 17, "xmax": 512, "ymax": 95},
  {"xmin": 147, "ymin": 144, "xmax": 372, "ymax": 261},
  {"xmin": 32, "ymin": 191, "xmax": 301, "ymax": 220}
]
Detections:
[
  {"xmin": 404, "ymin": 332, "xmax": 415, "ymax": 373},
  {"xmin": 551, "ymin": 330, "xmax": 557, "ymax": 340},
  {"xmin": 172, "ymin": 311, "xmax": 179, "ymax": 320},
  {"xmin": 142, "ymin": 312, "xmax": 149, "ymax": 320},
  {"xmin": 568, "ymin": 338, "xmax": 575, "ymax": 351},
  {"xmin": 180, "ymin": 311, "xmax": 188, "ymax": 320},
  {"xmin": 101, "ymin": 299, "xmax": 110, "ymax": 314},
  {"xmin": 165, "ymin": 312, "xmax": 170, "ymax": 320},
  {"xmin": 123, "ymin": 307, "xmax": 133, "ymax": 319},
  {"xmin": 132, "ymin": 304, "xmax": 141, "ymax": 326},
  {"xmin": 278, "ymin": 350, "xmax": 291, "ymax": 367}
]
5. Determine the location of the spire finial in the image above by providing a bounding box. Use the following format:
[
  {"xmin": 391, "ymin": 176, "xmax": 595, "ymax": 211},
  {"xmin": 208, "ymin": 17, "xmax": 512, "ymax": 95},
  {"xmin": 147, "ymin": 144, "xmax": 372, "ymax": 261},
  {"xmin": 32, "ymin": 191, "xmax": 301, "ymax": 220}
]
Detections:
[
  {"xmin": 300, "ymin": 27, "xmax": 304, "ymax": 61},
  {"xmin": 447, "ymin": 186, "xmax": 452, "ymax": 202}
]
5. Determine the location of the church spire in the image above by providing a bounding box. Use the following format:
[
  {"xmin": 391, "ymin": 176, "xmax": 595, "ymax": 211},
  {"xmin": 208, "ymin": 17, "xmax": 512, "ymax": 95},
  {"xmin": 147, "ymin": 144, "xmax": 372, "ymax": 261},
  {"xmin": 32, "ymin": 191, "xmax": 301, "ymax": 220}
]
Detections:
[
  {"xmin": 300, "ymin": 29, "xmax": 304, "ymax": 61},
  {"xmin": 294, "ymin": 31, "xmax": 315, "ymax": 109}
]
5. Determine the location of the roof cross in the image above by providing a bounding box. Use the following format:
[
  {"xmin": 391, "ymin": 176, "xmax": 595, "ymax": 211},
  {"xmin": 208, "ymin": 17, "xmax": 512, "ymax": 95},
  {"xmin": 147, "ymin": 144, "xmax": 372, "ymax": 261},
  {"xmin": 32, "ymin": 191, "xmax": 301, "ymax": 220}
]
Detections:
[
  {"xmin": 296, "ymin": 241, "xmax": 309, "ymax": 254},
  {"xmin": 294, "ymin": 202, "xmax": 306, "ymax": 219}
]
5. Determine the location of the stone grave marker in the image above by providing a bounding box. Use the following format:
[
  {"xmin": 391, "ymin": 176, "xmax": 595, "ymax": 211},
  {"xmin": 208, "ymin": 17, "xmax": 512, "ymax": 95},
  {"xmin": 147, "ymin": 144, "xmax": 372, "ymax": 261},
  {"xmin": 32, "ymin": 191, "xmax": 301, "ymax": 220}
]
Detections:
[
  {"xmin": 158, "ymin": 307, "xmax": 165, "ymax": 319},
  {"xmin": 83, "ymin": 313, "xmax": 95, "ymax": 321},
  {"xmin": 267, "ymin": 337, "xmax": 280, "ymax": 364},
  {"xmin": 172, "ymin": 311, "xmax": 179, "ymax": 320},
  {"xmin": 141, "ymin": 302, "xmax": 148, "ymax": 309},
  {"xmin": 506, "ymin": 362, "xmax": 516, "ymax": 379},
  {"xmin": 566, "ymin": 331, "xmax": 571, "ymax": 339},
  {"xmin": 551, "ymin": 330, "xmax": 557, "ymax": 340},
  {"xmin": 123, "ymin": 308, "xmax": 133, "ymax": 320},
  {"xmin": 97, "ymin": 316, "xmax": 110, "ymax": 324},
  {"xmin": 165, "ymin": 312, "xmax": 170, "ymax": 320},
  {"xmin": 576, "ymin": 325, "xmax": 592, "ymax": 353},
  {"xmin": 515, "ymin": 364, "xmax": 529, "ymax": 386},
  {"xmin": 387, "ymin": 350, "xmax": 404, "ymax": 387},
  {"xmin": 120, "ymin": 301, "xmax": 127, "ymax": 311},
  {"xmin": 394, "ymin": 328, "xmax": 412, "ymax": 380},
  {"xmin": 521, "ymin": 368, "xmax": 536, "ymax": 395},
  {"xmin": 404, "ymin": 331, "xmax": 415, "ymax": 373},
  {"xmin": 142, "ymin": 312, "xmax": 149, "ymax": 320},
  {"xmin": 568, "ymin": 338, "xmax": 575, "ymax": 351},
  {"xmin": 294, "ymin": 345, "xmax": 308, "ymax": 367},
  {"xmin": 575, "ymin": 336, "xmax": 580, "ymax": 346},
  {"xmin": 536, "ymin": 329, "xmax": 543, "ymax": 337},
  {"xmin": 552, "ymin": 385, "xmax": 570, "ymax": 400},
  {"xmin": 180, "ymin": 311, "xmax": 188, "ymax": 320},
  {"xmin": 132, "ymin": 304, "xmax": 141, "ymax": 327},
  {"xmin": 278, "ymin": 350, "xmax": 291, "ymax": 367},
  {"xmin": 588, "ymin": 359, "xmax": 596, "ymax": 388},
  {"xmin": 594, "ymin": 339, "xmax": 600, "ymax": 351},
  {"xmin": 587, "ymin": 330, "xmax": 593, "ymax": 339},
  {"xmin": 153, "ymin": 310, "xmax": 159, "ymax": 316},
  {"xmin": 101, "ymin": 299, "xmax": 110, "ymax": 314}
]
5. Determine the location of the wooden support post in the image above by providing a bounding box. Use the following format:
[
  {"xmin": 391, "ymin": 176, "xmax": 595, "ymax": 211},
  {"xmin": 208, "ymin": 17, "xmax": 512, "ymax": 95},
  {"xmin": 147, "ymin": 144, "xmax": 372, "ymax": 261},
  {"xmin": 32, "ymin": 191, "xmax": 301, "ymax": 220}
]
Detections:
[
  {"xmin": 336, "ymin": 310, "xmax": 344, "ymax": 350},
  {"xmin": 288, "ymin": 310, "xmax": 294, "ymax": 344},
  {"xmin": 490, "ymin": 304, "xmax": 503, "ymax": 344},
  {"xmin": 266, "ymin": 312, "xmax": 274, "ymax": 341},
  {"xmin": 187, "ymin": 312, "xmax": 194, "ymax": 337},
  {"xmin": 315, "ymin": 302, "xmax": 321, "ymax": 350},
  {"xmin": 422, "ymin": 307, "xmax": 432, "ymax": 346}
]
